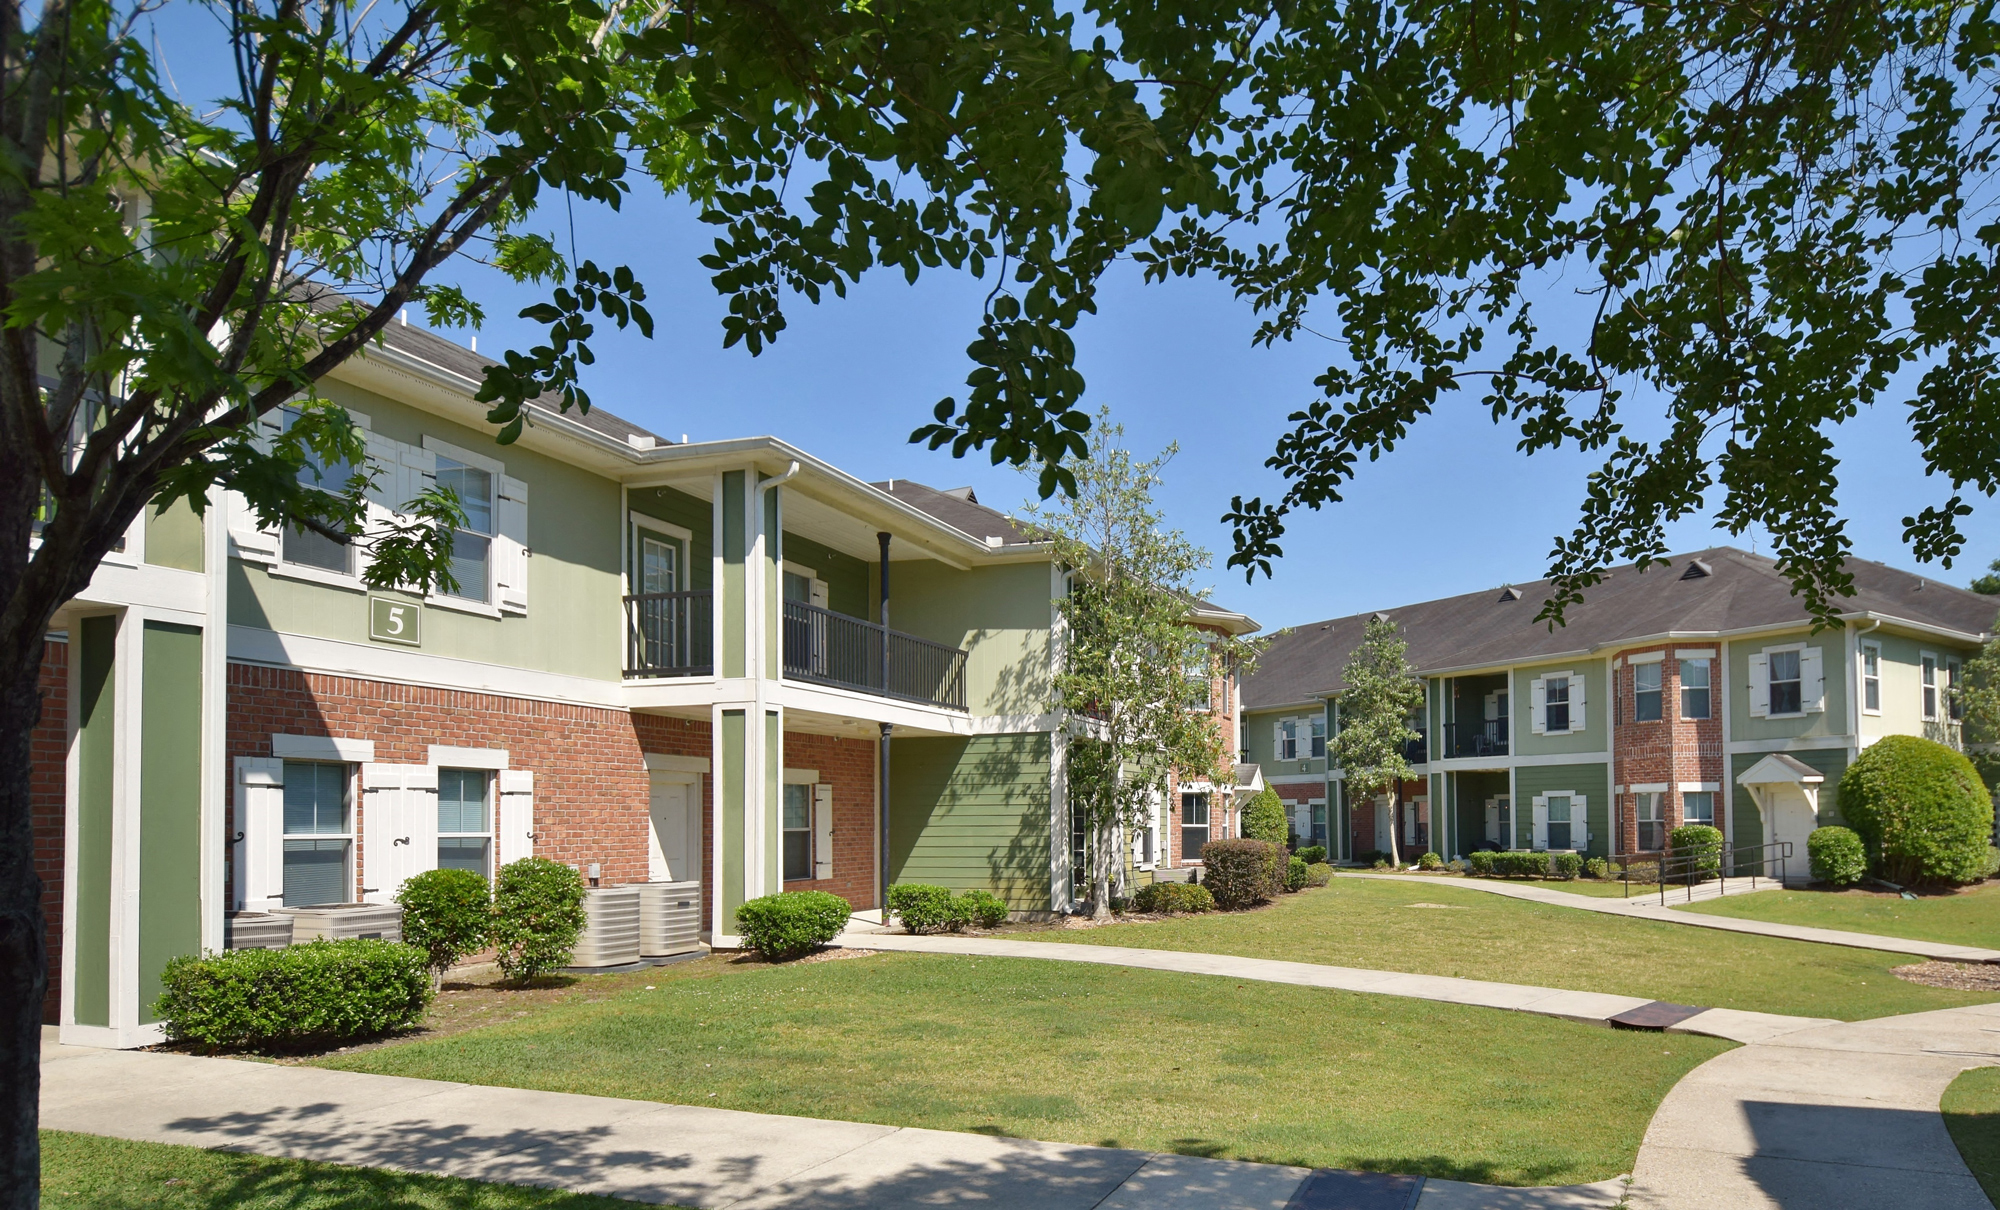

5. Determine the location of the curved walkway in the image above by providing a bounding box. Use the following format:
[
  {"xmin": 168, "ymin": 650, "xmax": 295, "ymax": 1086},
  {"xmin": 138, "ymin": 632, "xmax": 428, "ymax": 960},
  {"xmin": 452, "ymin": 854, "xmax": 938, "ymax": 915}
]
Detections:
[{"xmin": 1334, "ymin": 872, "xmax": 2000, "ymax": 963}]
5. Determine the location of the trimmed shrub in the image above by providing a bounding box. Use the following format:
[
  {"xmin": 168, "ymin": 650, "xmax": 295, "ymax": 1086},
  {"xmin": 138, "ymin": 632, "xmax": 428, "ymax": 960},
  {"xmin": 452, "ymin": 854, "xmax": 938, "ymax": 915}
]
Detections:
[
  {"xmin": 1133, "ymin": 881, "xmax": 1216, "ymax": 914},
  {"xmin": 1584, "ymin": 856, "xmax": 1609, "ymax": 880},
  {"xmin": 1492, "ymin": 851, "xmax": 1551, "ymax": 878},
  {"xmin": 1467, "ymin": 850, "xmax": 1496, "ymax": 876},
  {"xmin": 955, "ymin": 889, "xmax": 1011, "ymax": 929},
  {"xmin": 1285, "ymin": 855, "xmax": 1310, "ymax": 892},
  {"xmin": 1417, "ymin": 851, "xmax": 1443, "ymax": 871},
  {"xmin": 1984, "ymin": 845, "xmax": 2000, "ymax": 881},
  {"xmin": 736, "ymin": 891, "xmax": 851, "ymax": 959},
  {"xmin": 1807, "ymin": 826, "xmax": 1867, "ymax": 886},
  {"xmin": 1202, "ymin": 839, "xmax": 1285, "ymax": 909},
  {"xmin": 1670, "ymin": 824, "xmax": 1724, "ymax": 882},
  {"xmin": 1296, "ymin": 845, "xmax": 1329, "ymax": 865},
  {"xmin": 396, "ymin": 868, "xmax": 492, "ymax": 985},
  {"xmin": 1551, "ymin": 851, "xmax": 1583, "ymax": 880},
  {"xmin": 1241, "ymin": 788, "xmax": 1288, "ymax": 844},
  {"xmin": 887, "ymin": 883, "xmax": 964, "ymax": 933},
  {"xmin": 490, "ymin": 857, "xmax": 588, "ymax": 983},
  {"xmin": 1305, "ymin": 862, "xmax": 1334, "ymax": 888},
  {"xmin": 156, "ymin": 939, "xmax": 430, "ymax": 1050},
  {"xmin": 1839, "ymin": 734, "xmax": 1996, "ymax": 886},
  {"xmin": 1354, "ymin": 849, "xmax": 1389, "ymax": 865}
]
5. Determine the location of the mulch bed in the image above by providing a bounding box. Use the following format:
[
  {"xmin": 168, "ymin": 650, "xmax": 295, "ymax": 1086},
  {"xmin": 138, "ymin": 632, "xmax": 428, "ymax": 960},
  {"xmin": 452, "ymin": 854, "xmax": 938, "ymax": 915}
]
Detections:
[{"xmin": 1893, "ymin": 961, "xmax": 2000, "ymax": 991}]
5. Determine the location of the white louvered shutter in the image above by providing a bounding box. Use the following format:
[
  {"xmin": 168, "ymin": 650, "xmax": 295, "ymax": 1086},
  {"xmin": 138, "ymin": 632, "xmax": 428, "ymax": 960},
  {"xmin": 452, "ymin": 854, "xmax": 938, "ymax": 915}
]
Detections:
[
  {"xmin": 225, "ymin": 489, "xmax": 281, "ymax": 562},
  {"xmin": 1572, "ymin": 674, "xmax": 1588, "ymax": 732},
  {"xmin": 361, "ymin": 764, "xmax": 406, "ymax": 904},
  {"xmin": 364, "ymin": 432, "xmax": 409, "ymax": 512},
  {"xmin": 498, "ymin": 769, "xmax": 536, "ymax": 869},
  {"xmin": 1749, "ymin": 653, "xmax": 1771, "ymax": 717},
  {"xmin": 1574, "ymin": 794, "xmax": 1590, "ymax": 853},
  {"xmin": 1532, "ymin": 796, "xmax": 1549, "ymax": 850},
  {"xmin": 495, "ymin": 474, "xmax": 530, "ymax": 613},
  {"xmin": 1800, "ymin": 647, "xmax": 1826, "ymax": 713},
  {"xmin": 1530, "ymin": 678, "xmax": 1548, "ymax": 734},
  {"xmin": 813, "ymin": 783, "xmax": 834, "ymax": 879},
  {"xmin": 235, "ymin": 757, "xmax": 286, "ymax": 910}
]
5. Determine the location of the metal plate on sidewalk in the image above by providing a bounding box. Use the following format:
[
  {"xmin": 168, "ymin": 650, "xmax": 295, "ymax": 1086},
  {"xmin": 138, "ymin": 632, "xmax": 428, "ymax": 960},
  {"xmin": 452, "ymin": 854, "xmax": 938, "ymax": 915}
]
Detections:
[
  {"xmin": 1284, "ymin": 1168, "xmax": 1425, "ymax": 1210},
  {"xmin": 1609, "ymin": 1000, "xmax": 1709, "ymax": 1031}
]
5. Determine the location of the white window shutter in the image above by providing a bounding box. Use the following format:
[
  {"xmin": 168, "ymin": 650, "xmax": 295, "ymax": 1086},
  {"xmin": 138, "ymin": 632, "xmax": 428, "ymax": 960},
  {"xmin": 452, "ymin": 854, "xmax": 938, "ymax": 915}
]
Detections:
[
  {"xmin": 361, "ymin": 764, "xmax": 405, "ymax": 904},
  {"xmin": 495, "ymin": 474, "xmax": 530, "ymax": 613},
  {"xmin": 364, "ymin": 432, "xmax": 408, "ymax": 512},
  {"xmin": 1800, "ymin": 647, "xmax": 1826, "ymax": 713},
  {"xmin": 1532, "ymin": 796, "xmax": 1549, "ymax": 850},
  {"xmin": 1572, "ymin": 673, "xmax": 1587, "ymax": 732},
  {"xmin": 234, "ymin": 757, "xmax": 286, "ymax": 910},
  {"xmin": 1530, "ymin": 678, "xmax": 1548, "ymax": 734},
  {"xmin": 225, "ymin": 489, "xmax": 281, "ymax": 562},
  {"xmin": 1749, "ymin": 653, "xmax": 1770, "ymax": 718},
  {"xmin": 813, "ymin": 783, "xmax": 834, "ymax": 879},
  {"xmin": 1273, "ymin": 721, "xmax": 1284, "ymax": 762},
  {"xmin": 1575, "ymin": 794, "xmax": 1589, "ymax": 853},
  {"xmin": 499, "ymin": 769, "xmax": 535, "ymax": 868}
]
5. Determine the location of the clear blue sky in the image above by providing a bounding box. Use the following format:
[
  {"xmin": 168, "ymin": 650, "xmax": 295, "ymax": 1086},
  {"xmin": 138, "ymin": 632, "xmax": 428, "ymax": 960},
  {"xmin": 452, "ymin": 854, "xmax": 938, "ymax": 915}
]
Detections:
[{"xmin": 148, "ymin": 10, "xmax": 1997, "ymax": 633}]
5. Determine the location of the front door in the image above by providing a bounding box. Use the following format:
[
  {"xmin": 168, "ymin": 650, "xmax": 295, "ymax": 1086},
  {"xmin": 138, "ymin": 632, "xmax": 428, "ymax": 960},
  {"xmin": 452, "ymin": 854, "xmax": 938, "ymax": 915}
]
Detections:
[
  {"xmin": 648, "ymin": 774, "xmax": 694, "ymax": 883},
  {"xmin": 1762, "ymin": 785, "xmax": 1818, "ymax": 882}
]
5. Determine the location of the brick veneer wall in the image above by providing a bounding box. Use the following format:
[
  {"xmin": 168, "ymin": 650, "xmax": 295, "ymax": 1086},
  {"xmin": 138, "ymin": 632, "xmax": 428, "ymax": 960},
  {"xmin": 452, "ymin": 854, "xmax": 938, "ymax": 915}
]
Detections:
[
  {"xmin": 1348, "ymin": 778, "xmax": 1429, "ymax": 857},
  {"xmin": 774, "ymin": 730, "xmax": 879, "ymax": 911},
  {"xmin": 631, "ymin": 713, "xmax": 715, "ymax": 928},
  {"xmin": 33, "ymin": 640, "xmax": 67, "ymax": 1023},
  {"xmin": 1611, "ymin": 647, "xmax": 1725, "ymax": 854}
]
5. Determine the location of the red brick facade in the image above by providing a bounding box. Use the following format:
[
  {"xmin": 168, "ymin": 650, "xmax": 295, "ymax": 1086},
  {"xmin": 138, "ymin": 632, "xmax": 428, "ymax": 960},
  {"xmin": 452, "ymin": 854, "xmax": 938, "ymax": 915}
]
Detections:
[
  {"xmin": 1347, "ymin": 778, "xmax": 1429, "ymax": 858},
  {"xmin": 773, "ymin": 731, "xmax": 880, "ymax": 910},
  {"xmin": 1610, "ymin": 646, "xmax": 1725, "ymax": 854},
  {"xmin": 33, "ymin": 640, "xmax": 67, "ymax": 1024}
]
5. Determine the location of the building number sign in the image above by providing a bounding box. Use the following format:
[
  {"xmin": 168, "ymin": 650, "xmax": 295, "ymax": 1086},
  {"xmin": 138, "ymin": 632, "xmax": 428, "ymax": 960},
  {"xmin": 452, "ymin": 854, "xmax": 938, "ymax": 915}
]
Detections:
[{"xmin": 369, "ymin": 597, "xmax": 422, "ymax": 647}]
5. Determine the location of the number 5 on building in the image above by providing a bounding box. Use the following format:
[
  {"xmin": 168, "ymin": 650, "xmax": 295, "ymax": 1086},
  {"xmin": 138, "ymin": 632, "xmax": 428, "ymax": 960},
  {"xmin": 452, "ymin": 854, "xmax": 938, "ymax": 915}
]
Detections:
[{"xmin": 369, "ymin": 596, "xmax": 422, "ymax": 647}]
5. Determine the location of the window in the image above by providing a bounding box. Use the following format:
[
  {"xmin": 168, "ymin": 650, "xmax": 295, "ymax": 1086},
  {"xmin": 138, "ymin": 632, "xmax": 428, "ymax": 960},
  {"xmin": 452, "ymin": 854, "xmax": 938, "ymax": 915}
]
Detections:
[
  {"xmin": 281, "ymin": 406, "xmax": 356, "ymax": 574},
  {"xmin": 1948, "ymin": 657, "xmax": 1964, "ymax": 722},
  {"xmin": 1862, "ymin": 643, "xmax": 1881, "ymax": 714},
  {"xmin": 1769, "ymin": 649, "xmax": 1803, "ymax": 716},
  {"xmin": 1922, "ymin": 654, "xmax": 1938, "ymax": 721},
  {"xmin": 435, "ymin": 455, "xmax": 493, "ymax": 602},
  {"xmin": 437, "ymin": 768, "xmax": 492, "ymax": 880},
  {"xmin": 1181, "ymin": 792, "xmax": 1210, "ymax": 857},
  {"xmin": 1682, "ymin": 791, "xmax": 1715, "ymax": 826},
  {"xmin": 1545, "ymin": 676, "xmax": 1571, "ymax": 732},
  {"xmin": 1275, "ymin": 719, "xmax": 1298, "ymax": 762},
  {"xmin": 1309, "ymin": 717, "xmax": 1327, "ymax": 759},
  {"xmin": 282, "ymin": 761, "xmax": 351, "ymax": 906},
  {"xmin": 1546, "ymin": 794, "xmax": 1575, "ymax": 850},
  {"xmin": 783, "ymin": 782, "xmax": 814, "ymax": 880},
  {"xmin": 1680, "ymin": 658, "xmax": 1712, "ymax": 719},
  {"xmin": 1185, "ymin": 649, "xmax": 1213, "ymax": 711},
  {"xmin": 1633, "ymin": 662, "xmax": 1663, "ymax": 722},
  {"xmin": 1635, "ymin": 792, "xmax": 1665, "ymax": 852}
]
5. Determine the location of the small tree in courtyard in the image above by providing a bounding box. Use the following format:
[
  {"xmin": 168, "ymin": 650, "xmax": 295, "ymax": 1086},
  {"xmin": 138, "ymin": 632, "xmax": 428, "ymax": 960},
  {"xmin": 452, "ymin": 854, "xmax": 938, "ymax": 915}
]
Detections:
[
  {"xmin": 1029, "ymin": 413, "xmax": 1259, "ymax": 919},
  {"xmin": 1330, "ymin": 618, "xmax": 1424, "ymax": 865}
]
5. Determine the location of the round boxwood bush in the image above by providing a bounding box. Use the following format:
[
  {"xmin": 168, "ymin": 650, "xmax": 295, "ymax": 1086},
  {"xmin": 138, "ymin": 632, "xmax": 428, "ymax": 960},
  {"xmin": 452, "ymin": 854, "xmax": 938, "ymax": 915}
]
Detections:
[
  {"xmin": 954, "ymin": 889, "xmax": 1010, "ymax": 929},
  {"xmin": 1807, "ymin": 825, "xmax": 1867, "ymax": 886},
  {"xmin": 1133, "ymin": 881, "xmax": 1216, "ymax": 913},
  {"xmin": 736, "ymin": 890, "xmax": 851, "ymax": 959},
  {"xmin": 396, "ymin": 867, "xmax": 492, "ymax": 986},
  {"xmin": 1467, "ymin": 850, "xmax": 1496, "ymax": 877},
  {"xmin": 1670, "ymin": 824, "xmax": 1724, "ymax": 881},
  {"xmin": 1417, "ymin": 851, "xmax": 1443, "ymax": 871},
  {"xmin": 887, "ymin": 883, "xmax": 963, "ymax": 933},
  {"xmin": 1295, "ymin": 845, "xmax": 1328, "ymax": 865},
  {"xmin": 1241, "ymin": 788, "xmax": 1288, "ymax": 844},
  {"xmin": 156, "ymin": 938, "xmax": 431, "ymax": 1051},
  {"xmin": 1839, "ymin": 734, "xmax": 1996, "ymax": 886},
  {"xmin": 1200, "ymin": 838, "xmax": 1283, "ymax": 909},
  {"xmin": 1304, "ymin": 861, "xmax": 1334, "ymax": 888},
  {"xmin": 1551, "ymin": 851, "xmax": 1583, "ymax": 880},
  {"xmin": 490, "ymin": 857, "xmax": 588, "ymax": 983},
  {"xmin": 1285, "ymin": 855, "xmax": 1310, "ymax": 891}
]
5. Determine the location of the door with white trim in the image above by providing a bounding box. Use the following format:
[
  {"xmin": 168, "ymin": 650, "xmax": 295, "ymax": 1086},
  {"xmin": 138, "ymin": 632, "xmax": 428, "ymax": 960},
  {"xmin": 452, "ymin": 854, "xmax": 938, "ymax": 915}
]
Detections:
[{"xmin": 649, "ymin": 773, "xmax": 696, "ymax": 882}]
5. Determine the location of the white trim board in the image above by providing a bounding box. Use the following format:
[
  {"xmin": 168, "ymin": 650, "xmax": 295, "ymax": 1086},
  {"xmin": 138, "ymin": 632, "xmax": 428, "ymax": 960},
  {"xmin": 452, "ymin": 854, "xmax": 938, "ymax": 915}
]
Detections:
[
  {"xmin": 272, "ymin": 734, "xmax": 377, "ymax": 763},
  {"xmin": 228, "ymin": 624, "xmax": 627, "ymax": 708},
  {"xmin": 1723, "ymin": 736, "xmax": 1856, "ymax": 755},
  {"xmin": 429, "ymin": 745, "xmax": 509, "ymax": 770},
  {"xmin": 644, "ymin": 753, "xmax": 710, "ymax": 774}
]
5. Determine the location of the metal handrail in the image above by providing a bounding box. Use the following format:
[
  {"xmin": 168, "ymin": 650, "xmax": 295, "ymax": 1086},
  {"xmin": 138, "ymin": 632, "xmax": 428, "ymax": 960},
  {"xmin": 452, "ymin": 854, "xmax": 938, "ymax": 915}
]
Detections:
[
  {"xmin": 781, "ymin": 599, "xmax": 968, "ymax": 711},
  {"xmin": 1618, "ymin": 840, "xmax": 1795, "ymax": 904},
  {"xmin": 624, "ymin": 590, "xmax": 713, "ymax": 678},
  {"xmin": 1442, "ymin": 719, "xmax": 1509, "ymax": 759}
]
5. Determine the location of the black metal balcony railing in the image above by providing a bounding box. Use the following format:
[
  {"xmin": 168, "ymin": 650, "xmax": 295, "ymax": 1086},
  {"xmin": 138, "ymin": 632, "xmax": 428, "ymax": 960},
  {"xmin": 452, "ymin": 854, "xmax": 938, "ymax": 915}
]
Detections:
[
  {"xmin": 625, "ymin": 590, "xmax": 713, "ymax": 677},
  {"xmin": 1442, "ymin": 718, "xmax": 1509, "ymax": 759},
  {"xmin": 782, "ymin": 599, "xmax": 968, "ymax": 711},
  {"xmin": 1401, "ymin": 729, "xmax": 1428, "ymax": 765}
]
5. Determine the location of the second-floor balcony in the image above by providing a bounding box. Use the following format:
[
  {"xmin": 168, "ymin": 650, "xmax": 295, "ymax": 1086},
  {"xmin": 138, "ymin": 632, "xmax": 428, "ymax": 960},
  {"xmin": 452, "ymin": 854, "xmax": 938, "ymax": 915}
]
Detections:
[
  {"xmin": 1442, "ymin": 718, "xmax": 1509, "ymax": 759},
  {"xmin": 623, "ymin": 591, "xmax": 969, "ymax": 712}
]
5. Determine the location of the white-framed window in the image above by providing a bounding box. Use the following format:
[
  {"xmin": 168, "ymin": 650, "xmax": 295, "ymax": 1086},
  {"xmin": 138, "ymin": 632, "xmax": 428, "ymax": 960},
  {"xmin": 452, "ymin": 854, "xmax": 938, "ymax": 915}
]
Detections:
[
  {"xmin": 435, "ymin": 455, "xmax": 495, "ymax": 603},
  {"xmin": 436, "ymin": 767, "xmax": 493, "ymax": 880},
  {"xmin": 1750, "ymin": 643, "xmax": 1822, "ymax": 717},
  {"xmin": 1275, "ymin": 718, "xmax": 1299, "ymax": 762},
  {"xmin": 1635, "ymin": 792, "xmax": 1665, "ymax": 851},
  {"xmin": 1309, "ymin": 716, "xmax": 1327, "ymax": 759},
  {"xmin": 1862, "ymin": 642, "xmax": 1882, "ymax": 715},
  {"xmin": 783, "ymin": 782, "xmax": 815, "ymax": 881},
  {"xmin": 1531, "ymin": 671, "xmax": 1585, "ymax": 734},
  {"xmin": 279, "ymin": 405, "xmax": 358, "ymax": 575},
  {"xmin": 1681, "ymin": 790, "xmax": 1715, "ymax": 826},
  {"xmin": 1769, "ymin": 649, "xmax": 1802, "ymax": 715},
  {"xmin": 282, "ymin": 760, "xmax": 353, "ymax": 906},
  {"xmin": 1948, "ymin": 656, "xmax": 1964, "ymax": 723},
  {"xmin": 1922, "ymin": 652, "xmax": 1938, "ymax": 720},
  {"xmin": 1531, "ymin": 792, "xmax": 1588, "ymax": 852},
  {"xmin": 1679, "ymin": 658, "xmax": 1712, "ymax": 719},
  {"xmin": 1181, "ymin": 792, "xmax": 1210, "ymax": 856},
  {"xmin": 1633, "ymin": 662, "xmax": 1663, "ymax": 722}
]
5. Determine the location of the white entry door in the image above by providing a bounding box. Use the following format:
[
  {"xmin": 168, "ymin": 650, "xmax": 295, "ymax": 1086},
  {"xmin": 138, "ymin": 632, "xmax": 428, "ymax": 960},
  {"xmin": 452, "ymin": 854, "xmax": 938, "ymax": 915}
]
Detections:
[
  {"xmin": 1761, "ymin": 785, "xmax": 1818, "ymax": 882},
  {"xmin": 649, "ymin": 774, "xmax": 695, "ymax": 882}
]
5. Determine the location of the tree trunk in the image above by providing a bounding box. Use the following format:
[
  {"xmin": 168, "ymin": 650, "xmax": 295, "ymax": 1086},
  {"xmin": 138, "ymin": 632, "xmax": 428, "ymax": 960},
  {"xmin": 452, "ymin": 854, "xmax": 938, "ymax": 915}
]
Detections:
[
  {"xmin": 1386, "ymin": 782, "xmax": 1402, "ymax": 867},
  {"xmin": 0, "ymin": 641, "xmax": 48, "ymax": 1210}
]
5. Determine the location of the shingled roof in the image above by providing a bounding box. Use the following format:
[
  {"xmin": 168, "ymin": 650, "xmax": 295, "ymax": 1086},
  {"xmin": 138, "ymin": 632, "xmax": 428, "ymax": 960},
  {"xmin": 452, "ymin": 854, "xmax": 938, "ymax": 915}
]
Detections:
[
  {"xmin": 1242, "ymin": 547, "xmax": 1999, "ymax": 709},
  {"xmin": 869, "ymin": 479, "xmax": 1038, "ymax": 546}
]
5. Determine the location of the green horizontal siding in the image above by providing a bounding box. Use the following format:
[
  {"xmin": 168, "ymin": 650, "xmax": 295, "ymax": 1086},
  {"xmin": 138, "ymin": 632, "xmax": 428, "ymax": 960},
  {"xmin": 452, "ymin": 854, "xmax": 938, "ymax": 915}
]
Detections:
[
  {"xmin": 890, "ymin": 733, "xmax": 1052, "ymax": 911},
  {"xmin": 1512, "ymin": 762, "xmax": 1610, "ymax": 857}
]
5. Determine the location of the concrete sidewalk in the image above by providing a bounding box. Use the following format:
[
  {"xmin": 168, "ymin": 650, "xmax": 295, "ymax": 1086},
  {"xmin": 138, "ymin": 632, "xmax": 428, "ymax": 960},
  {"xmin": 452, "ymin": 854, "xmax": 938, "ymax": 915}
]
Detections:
[
  {"xmin": 836, "ymin": 933, "xmax": 1835, "ymax": 1045},
  {"xmin": 1336, "ymin": 872, "xmax": 2000, "ymax": 963},
  {"xmin": 39, "ymin": 1035, "xmax": 1628, "ymax": 1210}
]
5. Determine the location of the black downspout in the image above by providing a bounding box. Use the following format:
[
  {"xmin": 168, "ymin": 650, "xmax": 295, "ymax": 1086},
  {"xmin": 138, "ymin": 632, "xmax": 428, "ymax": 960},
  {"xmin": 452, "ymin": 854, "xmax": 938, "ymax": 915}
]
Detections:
[{"xmin": 877, "ymin": 532, "xmax": 892, "ymax": 919}]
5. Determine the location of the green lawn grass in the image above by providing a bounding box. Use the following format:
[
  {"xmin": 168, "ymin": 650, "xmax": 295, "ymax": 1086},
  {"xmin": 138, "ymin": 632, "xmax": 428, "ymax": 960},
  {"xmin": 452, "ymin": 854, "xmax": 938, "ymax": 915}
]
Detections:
[
  {"xmin": 1943, "ymin": 1065, "xmax": 2000, "ymax": 1205},
  {"xmin": 39, "ymin": 1130, "xmax": 662, "ymax": 1209},
  {"xmin": 1011, "ymin": 877, "xmax": 2000, "ymax": 1020},
  {"xmin": 1677, "ymin": 882, "xmax": 2000, "ymax": 949},
  {"xmin": 315, "ymin": 952, "xmax": 1730, "ymax": 1187}
]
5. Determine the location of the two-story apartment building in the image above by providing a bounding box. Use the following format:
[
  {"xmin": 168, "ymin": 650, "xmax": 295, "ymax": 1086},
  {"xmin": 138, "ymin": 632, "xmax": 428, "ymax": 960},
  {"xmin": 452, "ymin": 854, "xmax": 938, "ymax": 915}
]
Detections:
[
  {"xmin": 1241, "ymin": 549, "xmax": 1995, "ymax": 871},
  {"xmin": 31, "ymin": 318, "xmax": 1255, "ymax": 1048}
]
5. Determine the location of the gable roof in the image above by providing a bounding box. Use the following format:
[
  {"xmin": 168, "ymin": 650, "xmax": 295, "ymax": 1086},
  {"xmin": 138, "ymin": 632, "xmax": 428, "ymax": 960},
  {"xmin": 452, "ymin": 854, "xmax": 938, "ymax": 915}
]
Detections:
[
  {"xmin": 1242, "ymin": 546, "xmax": 1998, "ymax": 708},
  {"xmin": 871, "ymin": 478, "xmax": 1038, "ymax": 547}
]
